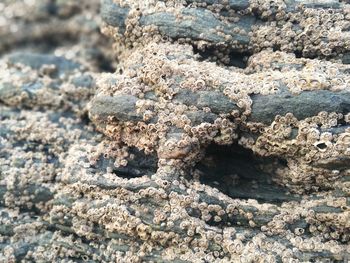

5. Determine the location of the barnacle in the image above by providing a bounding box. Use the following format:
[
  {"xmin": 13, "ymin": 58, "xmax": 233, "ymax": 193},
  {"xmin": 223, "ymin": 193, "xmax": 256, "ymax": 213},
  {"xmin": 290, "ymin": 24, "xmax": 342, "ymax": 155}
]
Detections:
[{"xmin": 1, "ymin": 0, "xmax": 350, "ymax": 262}]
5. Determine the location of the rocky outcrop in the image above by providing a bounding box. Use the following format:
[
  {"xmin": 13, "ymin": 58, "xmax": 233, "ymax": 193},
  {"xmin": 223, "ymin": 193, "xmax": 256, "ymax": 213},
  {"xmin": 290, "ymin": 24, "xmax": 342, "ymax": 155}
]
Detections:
[{"xmin": 0, "ymin": 0, "xmax": 349, "ymax": 262}]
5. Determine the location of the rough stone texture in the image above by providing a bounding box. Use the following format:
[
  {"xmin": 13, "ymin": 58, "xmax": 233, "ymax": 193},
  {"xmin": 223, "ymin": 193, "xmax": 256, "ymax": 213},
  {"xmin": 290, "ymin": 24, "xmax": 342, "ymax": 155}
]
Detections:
[
  {"xmin": 100, "ymin": 0, "xmax": 350, "ymax": 64},
  {"xmin": 0, "ymin": 52, "xmax": 95, "ymax": 113},
  {"xmin": 0, "ymin": 0, "xmax": 115, "ymax": 72},
  {"xmin": 0, "ymin": 0, "xmax": 350, "ymax": 262}
]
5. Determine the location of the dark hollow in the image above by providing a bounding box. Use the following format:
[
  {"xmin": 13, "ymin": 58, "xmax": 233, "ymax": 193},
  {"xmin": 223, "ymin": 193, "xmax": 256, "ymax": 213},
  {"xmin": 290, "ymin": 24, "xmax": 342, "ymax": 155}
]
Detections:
[{"xmin": 194, "ymin": 143, "xmax": 299, "ymax": 204}]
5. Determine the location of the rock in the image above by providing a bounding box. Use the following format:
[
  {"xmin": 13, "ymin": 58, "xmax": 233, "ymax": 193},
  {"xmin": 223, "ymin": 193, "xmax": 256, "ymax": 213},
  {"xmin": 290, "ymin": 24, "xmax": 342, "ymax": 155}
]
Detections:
[
  {"xmin": 250, "ymin": 88, "xmax": 350, "ymax": 124},
  {"xmin": 0, "ymin": 52, "xmax": 94, "ymax": 111},
  {"xmin": 1, "ymin": 0, "xmax": 350, "ymax": 262},
  {"xmin": 7, "ymin": 53, "xmax": 80, "ymax": 76},
  {"xmin": 0, "ymin": 0, "xmax": 113, "ymax": 72},
  {"xmin": 88, "ymin": 43, "xmax": 350, "ymax": 191},
  {"xmin": 71, "ymin": 74, "xmax": 94, "ymax": 88},
  {"xmin": 89, "ymin": 95, "xmax": 143, "ymax": 122},
  {"xmin": 101, "ymin": 0, "xmax": 350, "ymax": 62},
  {"xmin": 100, "ymin": 0, "xmax": 130, "ymax": 32}
]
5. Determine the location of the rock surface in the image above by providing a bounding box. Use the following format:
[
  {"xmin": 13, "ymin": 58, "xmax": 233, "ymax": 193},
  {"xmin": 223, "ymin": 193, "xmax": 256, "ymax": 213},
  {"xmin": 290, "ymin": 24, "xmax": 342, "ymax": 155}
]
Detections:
[{"xmin": 0, "ymin": 0, "xmax": 349, "ymax": 262}]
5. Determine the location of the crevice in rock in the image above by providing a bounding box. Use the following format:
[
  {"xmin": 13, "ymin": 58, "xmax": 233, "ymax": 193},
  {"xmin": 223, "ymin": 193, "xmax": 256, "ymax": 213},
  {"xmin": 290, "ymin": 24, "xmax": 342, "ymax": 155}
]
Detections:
[
  {"xmin": 193, "ymin": 45, "xmax": 249, "ymax": 68},
  {"xmin": 113, "ymin": 150, "xmax": 158, "ymax": 178},
  {"xmin": 194, "ymin": 143, "xmax": 299, "ymax": 205},
  {"xmin": 96, "ymin": 54, "xmax": 115, "ymax": 73},
  {"xmin": 228, "ymin": 50, "xmax": 249, "ymax": 68},
  {"xmin": 92, "ymin": 147, "xmax": 158, "ymax": 178}
]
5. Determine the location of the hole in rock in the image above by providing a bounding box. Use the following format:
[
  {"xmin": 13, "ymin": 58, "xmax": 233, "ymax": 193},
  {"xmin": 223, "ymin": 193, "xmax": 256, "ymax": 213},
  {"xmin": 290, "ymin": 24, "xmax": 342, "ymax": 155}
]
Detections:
[
  {"xmin": 95, "ymin": 52, "xmax": 115, "ymax": 73},
  {"xmin": 294, "ymin": 50, "xmax": 303, "ymax": 58},
  {"xmin": 193, "ymin": 46, "xmax": 249, "ymax": 68},
  {"xmin": 315, "ymin": 142, "xmax": 327, "ymax": 150},
  {"xmin": 228, "ymin": 51, "xmax": 249, "ymax": 68},
  {"xmin": 194, "ymin": 143, "xmax": 299, "ymax": 204}
]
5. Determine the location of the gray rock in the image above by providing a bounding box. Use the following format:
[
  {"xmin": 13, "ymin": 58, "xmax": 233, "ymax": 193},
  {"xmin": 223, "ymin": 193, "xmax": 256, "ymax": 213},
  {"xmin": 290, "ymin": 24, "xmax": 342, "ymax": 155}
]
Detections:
[
  {"xmin": 139, "ymin": 8, "xmax": 253, "ymax": 48},
  {"xmin": 100, "ymin": 0, "xmax": 130, "ymax": 32},
  {"xmin": 7, "ymin": 53, "xmax": 80, "ymax": 77},
  {"xmin": 89, "ymin": 95, "xmax": 142, "ymax": 122},
  {"xmin": 71, "ymin": 74, "xmax": 94, "ymax": 88},
  {"xmin": 250, "ymin": 88, "xmax": 350, "ymax": 124}
]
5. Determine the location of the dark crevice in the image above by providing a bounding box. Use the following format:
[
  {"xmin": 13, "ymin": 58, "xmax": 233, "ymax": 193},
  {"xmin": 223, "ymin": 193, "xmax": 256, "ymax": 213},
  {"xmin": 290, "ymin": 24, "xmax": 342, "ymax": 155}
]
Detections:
[
  {"xmin": 315, "ymin": 142, "xmax": 327, "ymax": 150},
  {"xmin": 228, "ymin": 50, "xmax": 249, "ymax": 68},
  {"xmin": 194, "ymin": 143, "xmax": 300, "ymax": 205},
  {"xmin": 193, "ymin": 45, "xmax": 249, "ymax": 68},
  {"xmin": 95, "ymin": 52, "xmax": 115, "ymax": 73},
  {"xmin": 79, "ymin": 111, "xmax": 91, "ymax": 126},
  {"xmin": 91, "ymin": 147, "xmax": 158, "ymax": 178},
  {"xmin": 294, "ymin": 50, "xmax": 303, "ymax": 59}
]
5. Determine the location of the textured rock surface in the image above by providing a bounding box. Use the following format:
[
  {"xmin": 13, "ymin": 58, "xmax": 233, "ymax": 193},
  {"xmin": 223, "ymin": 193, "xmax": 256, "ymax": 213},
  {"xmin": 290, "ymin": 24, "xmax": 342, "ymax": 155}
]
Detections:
[
  {"xmin": 100, "ymin": 0, "xmax": 350, "ymax": 64},
  {"xmin": 0, "ymin": 0, "xmax": 115, "ymax": 71},
  {"xmin": 0, "ymin": 0, "xmax": 350, "ymax": 262}
]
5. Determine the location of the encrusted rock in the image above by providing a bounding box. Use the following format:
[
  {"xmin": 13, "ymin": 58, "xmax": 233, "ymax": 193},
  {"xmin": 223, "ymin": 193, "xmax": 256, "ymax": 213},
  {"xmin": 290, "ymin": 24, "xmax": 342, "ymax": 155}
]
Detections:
[{"xmin": 0, "ymin": 0, "xmax": 349, "ymax": 262}]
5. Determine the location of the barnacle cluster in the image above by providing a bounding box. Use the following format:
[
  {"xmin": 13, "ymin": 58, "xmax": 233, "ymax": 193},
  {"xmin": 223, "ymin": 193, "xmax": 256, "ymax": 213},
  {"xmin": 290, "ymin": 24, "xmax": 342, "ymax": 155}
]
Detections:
[
  {"xmin": 89, "ymin": 41, "xmax": 350, "ymax": 194},
  {"xmin": 0, "ymin": 53, "xmax": 96, "ymax": 114},
  {"xmin": 0, "ymin": 0, "xmax": 349, "ymax": 262},
  {"xmin": 102, "ymin": 0, "xmax": 350, "ymax": 65}
]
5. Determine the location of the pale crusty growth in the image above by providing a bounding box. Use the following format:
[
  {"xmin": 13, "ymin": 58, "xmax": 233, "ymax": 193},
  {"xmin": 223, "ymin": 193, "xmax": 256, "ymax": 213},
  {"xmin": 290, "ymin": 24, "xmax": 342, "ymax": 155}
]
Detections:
[
  {"xmin": 0, "ymin": 53, "xmax": 95, "ymax": 114},
  {"xmin": 51, "ymin": 143, "xmax": 350, "ymax": 261},
  {"xmin": 89, "ymin": 42, "xmax": 350, "ymax": 193},
  {"xmin": 1, "ymin": 0, "xmax": 350, "ymax": 262},
  {"xmin": 101, "ymin": 0, "xmax": 350, "ymax": 64}
]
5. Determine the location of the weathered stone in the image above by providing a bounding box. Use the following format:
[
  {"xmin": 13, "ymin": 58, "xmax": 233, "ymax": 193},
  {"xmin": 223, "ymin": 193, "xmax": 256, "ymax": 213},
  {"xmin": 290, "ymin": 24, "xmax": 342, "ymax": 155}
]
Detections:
[
  {"xmin": 1, "ymin": 0, "xmax": 350, "ymax": 262},
  {"xmin": 0, "ymin": 52, "xmax": 94, "ymax": 111},
  {"xmin": 89, "ymin": 95, "xmax": 142, "ymax": 122},
  {"xmin": 250, "ymin": 89, "xmax": 350, "ymax": 124},
  {"xmin": 7, "ymin": 53, "xmax": 80, "ymax": 76},
  {"xmin": 100, "ymin": 0, "xmax": 130, "ymax": 32},
  {"xmin": 101, "ymin": 0, "xmax": 350, "ymax": 63}
]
